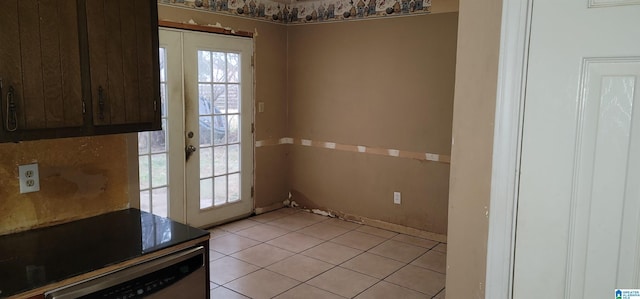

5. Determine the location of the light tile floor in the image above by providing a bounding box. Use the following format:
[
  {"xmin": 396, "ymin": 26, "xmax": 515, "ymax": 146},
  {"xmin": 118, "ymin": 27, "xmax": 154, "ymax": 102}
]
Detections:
[{"xmin": 208, "ymin": 208, "xmax": 446, "ymax": 299}]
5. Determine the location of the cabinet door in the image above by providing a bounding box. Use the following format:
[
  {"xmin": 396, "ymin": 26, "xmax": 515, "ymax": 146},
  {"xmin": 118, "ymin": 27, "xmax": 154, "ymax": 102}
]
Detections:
[
  {"xmin": 0, "ymin": 0, "xmax": 83, "ymax": 133},
  {"xmin": 85, "ymin": 0, "xmax": 160, "ymax": 127}
]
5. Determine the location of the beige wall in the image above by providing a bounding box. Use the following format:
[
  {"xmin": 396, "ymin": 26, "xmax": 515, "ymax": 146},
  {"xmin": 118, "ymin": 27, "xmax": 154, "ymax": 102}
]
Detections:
[
  {"xmin": 158, "ymin": 5, "xmax": 291, "ymax": 209},
  {"xmin": 432, "ymin": 0, "xmax": 460, "ymax": 14},
  {"xmin": 159, "ymin": 5, "xmax": 461, "ymax": 235},
  {"xmin": 0, "ymin": 135, "xmax": 130, "ymax": 235},
  {"xmin": 446, "ymin": 0, "xmax": 502, "ymax": 297},
  {"xmin": 1, "ymin": 3, "xmax": 461, "ymax": 239},
  {"xmin": 287, "ymin": 13, "xmax": 458, "ymax": 235}
]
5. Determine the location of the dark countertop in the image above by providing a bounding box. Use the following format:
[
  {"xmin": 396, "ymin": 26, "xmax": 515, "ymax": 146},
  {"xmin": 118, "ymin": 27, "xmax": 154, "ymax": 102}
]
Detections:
[{"xmin": 0, "ymin": 208, "xmax": 209, "ymax": 298}]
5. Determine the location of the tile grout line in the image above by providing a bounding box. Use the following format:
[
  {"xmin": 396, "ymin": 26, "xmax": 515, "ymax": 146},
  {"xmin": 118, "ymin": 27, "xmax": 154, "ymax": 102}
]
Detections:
[
  {"xmin": 213, "ymin": 217, "xmax": 338, "ymax": 294},
  {"xmin": 368, "ymin": 246, "xmax": 446, "ymax": 297},
  {"xmin": 219, "ymin": 233, "xmax": 346, "ymax": 299},
  {"xmin": 219, "ymin": 220, "xmax": 363, "ymax": 298},
  {"xmin": 209, "ymin": 209, "xmax": 445, "ymax": 298},
  {"xmin": 325, "ymin": 235, "xmax": 446, "ymax": 297},
  {"xmin": 431, "ymin": 287, "xmax": 446, "ymax": 299}
]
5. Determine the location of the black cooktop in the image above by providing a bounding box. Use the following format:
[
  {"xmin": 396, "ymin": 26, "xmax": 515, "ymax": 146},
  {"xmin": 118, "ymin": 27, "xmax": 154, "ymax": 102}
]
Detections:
[{"xmin": 0, "ymin": 209, "xmax": 209, "ymax": 298}]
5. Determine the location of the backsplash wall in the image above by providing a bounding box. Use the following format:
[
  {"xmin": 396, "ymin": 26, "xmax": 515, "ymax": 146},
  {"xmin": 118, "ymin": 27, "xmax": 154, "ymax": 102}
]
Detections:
[{"xmin": 0, "ymin": 135, "xmax": 130, "ymax": 236}]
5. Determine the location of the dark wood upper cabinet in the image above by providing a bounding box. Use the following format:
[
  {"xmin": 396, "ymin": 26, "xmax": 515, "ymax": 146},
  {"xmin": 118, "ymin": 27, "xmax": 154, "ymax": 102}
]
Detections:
[
  {"xmin": 85, "ymin": 0, "xmax": 160, "ymax": 128},
  {"xmin": 0, "ymin": 0, "xmax": 83, "ymax": 132},
  {"xmin": 0, "ymin": 0, "xmax": 160, "ymax": 142}
]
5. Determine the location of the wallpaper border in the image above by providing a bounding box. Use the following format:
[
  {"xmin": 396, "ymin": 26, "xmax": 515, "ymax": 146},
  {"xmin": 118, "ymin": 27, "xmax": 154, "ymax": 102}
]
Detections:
[{"xmin": 159, "ymin": 0, "xmax": 432, "ymax": 25}]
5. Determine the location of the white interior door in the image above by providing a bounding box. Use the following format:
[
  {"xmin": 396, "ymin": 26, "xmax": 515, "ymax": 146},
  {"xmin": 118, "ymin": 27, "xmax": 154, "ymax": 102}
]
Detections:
[
  {"xmin": 514, "ymin": 1, "xmax": 640, "ymax": 298},
  {"xmin": 138, "ymin": 28, "xmax": 254, "ymax": 228},
  {"xmin": 183, "ymin": 31, "xmax": 254, "ymax": 228}
]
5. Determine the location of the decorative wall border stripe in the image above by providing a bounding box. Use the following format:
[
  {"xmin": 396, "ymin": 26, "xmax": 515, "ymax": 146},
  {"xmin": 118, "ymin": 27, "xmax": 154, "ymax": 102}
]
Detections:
[
  {"xmin": 158, "ymin": 0, "xmax": 432, "ymax": 25},
  {"xmin": 256, "ymin": 137, "xmax": 451, "ymax": 164}
]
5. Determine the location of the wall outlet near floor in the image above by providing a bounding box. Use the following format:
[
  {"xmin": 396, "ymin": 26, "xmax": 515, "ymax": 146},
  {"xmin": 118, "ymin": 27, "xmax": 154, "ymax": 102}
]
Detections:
[
  {"xmin": 393, "ymin": 191, "xmax": 401, "ymax": 204},
  {"xmin": 19, "ymin": 163, "xmax": 40, "ymax": 194}
]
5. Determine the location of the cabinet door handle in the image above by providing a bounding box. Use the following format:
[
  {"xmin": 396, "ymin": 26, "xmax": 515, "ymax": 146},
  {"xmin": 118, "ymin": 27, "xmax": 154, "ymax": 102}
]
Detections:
[
  {"xmin": 98, "ymin": 86, "xmax": 105, "ymax": 120},
  {"xmin": 5, "ymin": 85, "xmax": 18, "ymax": 132}
]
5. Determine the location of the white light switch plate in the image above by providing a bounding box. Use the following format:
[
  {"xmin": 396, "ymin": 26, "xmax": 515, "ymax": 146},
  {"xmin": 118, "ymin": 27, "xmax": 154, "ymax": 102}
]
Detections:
[
  {"xmin": 19, "ymin": 163, "xmax": 40, "ymax": 194},
  {"xmin": 394, "ymin": 192, "xmax": 401, "ymax": 204}
]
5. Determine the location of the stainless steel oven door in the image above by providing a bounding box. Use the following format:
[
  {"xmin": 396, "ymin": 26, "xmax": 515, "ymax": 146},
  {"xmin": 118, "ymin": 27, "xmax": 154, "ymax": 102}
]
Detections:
[
  {"xmin": 45, "ymin": 246, "xmax": 207, "ymax": 299},
  {"xmin": 145, "ymin": 266, "xmax": 206, "ymax": 298}
]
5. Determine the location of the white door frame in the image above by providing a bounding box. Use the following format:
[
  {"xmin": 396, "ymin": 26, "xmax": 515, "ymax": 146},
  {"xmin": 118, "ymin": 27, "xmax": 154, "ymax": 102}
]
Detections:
[{"xmin": 485, "ymin": 0, "xmax": 534, "ymax": 298}]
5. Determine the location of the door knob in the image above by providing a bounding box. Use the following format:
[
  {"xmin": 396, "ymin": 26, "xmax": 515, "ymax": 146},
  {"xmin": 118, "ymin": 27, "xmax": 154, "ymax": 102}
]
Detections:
[{"xmin": 185, "ymin": 145, "xmax": 197, "ymax": 161}]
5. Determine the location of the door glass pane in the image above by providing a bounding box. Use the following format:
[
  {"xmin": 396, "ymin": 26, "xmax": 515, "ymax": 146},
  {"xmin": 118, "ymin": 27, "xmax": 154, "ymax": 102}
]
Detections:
[
  {"xmin": 227, "ymin": 53, "xmax": 240, "ymax": 83},
  {"xmin": 161, "ymin": 84, "xmax": 167, "ymax": 118},
  {"xmin": 227, "ymin": 84, "xmax": 240, "ymax": 112},
  {"xmin": 200, "ymin": 147, "xmax": 213, "ymax": 178},
  {"xmin": 200, "ymin": 178, "xmax": 213, "ymax": 209},
  {"xmin": 139, "ymin": 131, "xmax": 149, "ymax": 154},
  {"xmin": 140, "ymin": 190, "xmax": 150, "ymax": 212},
  {"xmin": 151, "ymin": 119, "xmax": 167, "ymax": 153},
  {"xmin": 159, "ymin": 48, "xmax": 166, "ymax": 82},
  {"xmin": 228, "ymin": 173, "xmax": 240, "ymax": 202},
  {"xmin": 139, "ymin": 47, "xmax": 169, "ymax": 216},
  {"xmin": 139, "ymin": 155, "xmax": 150, "ymax": 190},
  {"xmin": 214, "ymin": 114, "xmax": 227, "ymax": 146},
  {"xmin": 213, "ymin": 84, "xmax": 227, "ymax": 112},
  {"xmin": 152, "ymin": 188, "xmax": 168, "ymax": 217},
  {"xmin": 197, "ymin": 49, "xmax": 244, "ymax": 208},
  {"xmin": 228, "ymin": 115, "xmax": 239, "ymax": 144},
  {"xmin": 198, "ymin": 51, "xmax": 212, "ymax": 82},
  {"xmin": 199, "ymin": 116, "xmax": 212, "ymax": 146},
  {"xmin": 214, "ymin": 176, "xmax": 227, "ymax": 206},
  {"xmin": 228, "ymin": 144, "xmax": 240, "ymax": 173},
  {"xmin": 151, "ymin": 154, "xmax": 167, "ymax": 187},
  {"xmin": 214, "ymin": 146, "xmax": 227, "ymax": 176},
  {"xmin": 199, "ymin": 84, "xmax": 213, "ymax": 113},
  {"xmin": 212, "ymin": 52, "xmax": 226, "ymax": 82}
]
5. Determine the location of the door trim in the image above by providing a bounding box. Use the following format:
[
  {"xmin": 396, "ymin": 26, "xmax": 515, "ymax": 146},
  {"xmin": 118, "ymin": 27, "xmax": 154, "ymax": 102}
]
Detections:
[
  {"xmin": 485, "ymin": 0, "xmax": 533, "ymax": 298},
  {"xmin": 158, "ymin": 20, "xmax": 254, "ymax": 39}
]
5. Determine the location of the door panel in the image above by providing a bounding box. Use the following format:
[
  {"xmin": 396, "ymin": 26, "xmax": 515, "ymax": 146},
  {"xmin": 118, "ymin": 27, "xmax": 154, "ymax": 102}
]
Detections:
[
  {"xmin": 514, "ymin": 1, "xmax": 640, "ymax": 298},
  {"xmin": 589, "ymin": 0, "xmax": 640, "ymax": 7},
  {"xmin": 566, "ymin": 60, "xmax": 640, "ymax": 297},
  {"xmin": 183, "ymin": 32, "xmax": 254, "ymax": 228}
]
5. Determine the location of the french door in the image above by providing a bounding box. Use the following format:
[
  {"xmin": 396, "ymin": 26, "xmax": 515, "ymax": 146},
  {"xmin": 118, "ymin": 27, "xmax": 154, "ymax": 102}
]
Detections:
[{"xmin": 137, "ymin": 28, "xmax": 254, "ymax": 228}]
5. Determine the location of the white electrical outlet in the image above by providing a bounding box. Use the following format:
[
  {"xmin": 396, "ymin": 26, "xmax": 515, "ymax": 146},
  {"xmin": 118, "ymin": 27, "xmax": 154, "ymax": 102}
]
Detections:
[
  {"xmin": 19, "ymin": 163, "xmax": 40, "ymax": 194},
  {"xmin": 394, "ymin": 191, "xmax": 401, "ymax": 204},
  {"xmin": 258, "ymin": 102, "xmax": 265, "ymax": 113}
]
